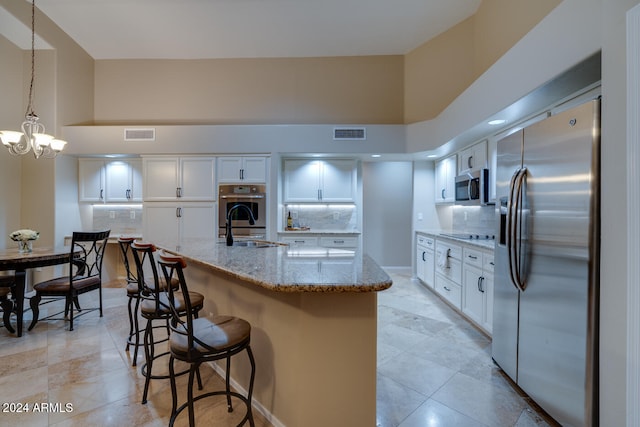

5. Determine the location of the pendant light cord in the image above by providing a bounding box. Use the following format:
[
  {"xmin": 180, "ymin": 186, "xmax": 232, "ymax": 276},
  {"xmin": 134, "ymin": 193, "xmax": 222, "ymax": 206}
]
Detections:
[{"xmin": 26, "ymin": 0, "xmax": 36, "ymax": 119}]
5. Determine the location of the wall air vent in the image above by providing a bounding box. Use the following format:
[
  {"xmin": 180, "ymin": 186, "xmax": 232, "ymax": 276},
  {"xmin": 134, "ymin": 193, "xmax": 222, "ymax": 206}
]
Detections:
[
  {"xmin": 124, "ymin": 128, "xmax": 155, "ymax": 141},
  {"xmin": 333, "ymin": 127, "xmax": 366, "ymax": 140}
]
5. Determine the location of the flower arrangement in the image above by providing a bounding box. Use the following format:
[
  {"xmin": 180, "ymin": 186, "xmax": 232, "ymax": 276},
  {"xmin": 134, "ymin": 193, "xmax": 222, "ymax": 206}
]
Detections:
[{"xmin": 9, "ymin": 229, "xmax": 40, "ymax": 242}]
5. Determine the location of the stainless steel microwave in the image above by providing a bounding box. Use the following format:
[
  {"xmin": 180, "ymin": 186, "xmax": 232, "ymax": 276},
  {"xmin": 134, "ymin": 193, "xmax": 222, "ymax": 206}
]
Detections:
[{"xmin": 455, "ymin": 168, "xmax": 490, "ymax": 205}]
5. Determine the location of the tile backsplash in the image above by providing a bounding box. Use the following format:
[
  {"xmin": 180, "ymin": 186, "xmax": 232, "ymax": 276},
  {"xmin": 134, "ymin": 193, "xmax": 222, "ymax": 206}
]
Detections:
[
  {"xmin": 92, "ymin": 205, "xmax": 143, "ymax": 236},
  {"xmin": 451, "ymin": 205, "xmax": 496, "ymax": 235},
  {"xmin": 284, "ymin": 204, "xmax": 358, "ymax": 231}
]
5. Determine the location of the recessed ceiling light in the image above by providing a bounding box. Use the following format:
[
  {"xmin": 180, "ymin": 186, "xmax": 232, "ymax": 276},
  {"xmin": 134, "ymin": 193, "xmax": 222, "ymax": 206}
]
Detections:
[
  {"xmin": 371, "ymin": 154, "xmax": 381, "ymax": 158},
  {"xmin": 488, "ymin": 119, "xmax": 507, "ymax": 126},
  {"xmin": 427, "ymin": 154, "xmax": 437, "ymax": 158}
]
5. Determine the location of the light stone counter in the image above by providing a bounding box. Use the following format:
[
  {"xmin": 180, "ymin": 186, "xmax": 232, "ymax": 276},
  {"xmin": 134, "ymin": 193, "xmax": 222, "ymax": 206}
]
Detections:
[
  {"xmin": 160, "ymin": 238, "xmax": 392, "ymax": 293},
  {"xmin": 155, "ymin": 237, "xmax": 391, "ymax": 427}
]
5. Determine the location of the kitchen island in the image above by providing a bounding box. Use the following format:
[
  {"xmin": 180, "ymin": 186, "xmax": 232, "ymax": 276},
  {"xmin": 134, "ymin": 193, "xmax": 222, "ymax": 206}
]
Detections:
[{"xmin": 158, "ymin": 238, "xmax": 392, "ymax": 427}]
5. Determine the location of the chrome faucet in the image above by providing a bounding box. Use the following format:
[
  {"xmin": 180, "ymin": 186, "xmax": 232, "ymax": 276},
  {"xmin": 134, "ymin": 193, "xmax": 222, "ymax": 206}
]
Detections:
[{"xmin": 225, "ymin": 204, "xmax": 256, "ymax": 246}]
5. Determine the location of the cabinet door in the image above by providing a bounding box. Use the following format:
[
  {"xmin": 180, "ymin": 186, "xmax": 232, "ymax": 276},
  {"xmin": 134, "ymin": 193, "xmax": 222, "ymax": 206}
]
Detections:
[
  {"xmin": 179, "ymin": 157, "xmax": 216, "ymax": 201},
  {"xmin": 129, "ymin": 159, "xmax": 143, "ymax": 202},
  {"xmin": 105, "ymin": 160, "xmax": 142, "ymax": 202},
  {"xmin": 241, "ymin": 157, "xmax": 267, "ymax": 182},
  {"xmin": 458, "ymin": 141, "xmax": 487, "ymax": 173},
  {"xmin": 217, "ymin": 157, "xmax": 243, "ymax": 183},
  {"xmin": 435, "ymin": 155, "xmax": 456, "ymax": 204},
  {"xmin": 462, "ymin": 263, "xmax": 485, "ymax": 327},
  {"xmin": 79, "ymin": 159, "xmax": 105, "ymax": 202},
  {"xmin": 284, "ymin": 160, "xmax": 322, "ymax": 202},
  {"xmin": 144, "ymin": 157, "xmax": 179, "ymax": 201},
  {"xmin": 320, "ymin": 160, "xmax": 356, "ymax": 202},
  {"xmin": 179, "ymin": 203, "xmax": 217, "ymax": 240},
  {"xmin": 143, "ymin": 203, "xmax": 180, "ymax": 246},
  {"xmin": 416, "ymin": 245, "xmax": 427, "ymax": 283},
  {"xmin": 483, "ymin": 272, "xmax": 494, "ymax": 334},
  {"xmin": 424, "ymin": 249, "xmax": 435, "ymax": 288}
]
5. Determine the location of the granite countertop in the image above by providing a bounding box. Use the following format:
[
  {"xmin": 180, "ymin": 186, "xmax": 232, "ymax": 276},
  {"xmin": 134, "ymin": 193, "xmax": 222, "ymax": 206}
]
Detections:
[
  {"xmin": 157, "ymin": 238, "xmax": 392, "ymax": 293},
  {"xmin": 416, "ymin": 230, "xmax": 496, "ymax": 251}
]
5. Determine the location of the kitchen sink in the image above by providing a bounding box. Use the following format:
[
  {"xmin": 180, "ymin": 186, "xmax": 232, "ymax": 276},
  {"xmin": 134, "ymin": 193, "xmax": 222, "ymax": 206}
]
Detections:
[{"xmin": 220, "ymin": 240, "xmax": 282, "ymax": 248}]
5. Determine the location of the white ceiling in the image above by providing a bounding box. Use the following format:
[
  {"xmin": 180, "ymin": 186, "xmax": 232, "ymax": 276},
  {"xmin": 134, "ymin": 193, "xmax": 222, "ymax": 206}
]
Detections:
[{"xmin": 13, "ymin": 0, "xmax": 481, "ymax": 60}]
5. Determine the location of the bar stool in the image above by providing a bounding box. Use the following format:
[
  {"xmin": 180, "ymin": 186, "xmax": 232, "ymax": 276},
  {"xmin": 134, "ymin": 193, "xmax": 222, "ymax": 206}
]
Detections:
[
  {"xmin": 130, "ymin": 241, "xmax": 205, "ymax": 404},
  {"xmin": 0, "ymin": 275, "xmax": 16, "ymax": 333},
  {"xmin": 158, "ymin": 251, "xmax": 255, "ymax": 427},
  {"xmin": 118, "ymin": 237, "xmax": 143, "ymax": 366}
]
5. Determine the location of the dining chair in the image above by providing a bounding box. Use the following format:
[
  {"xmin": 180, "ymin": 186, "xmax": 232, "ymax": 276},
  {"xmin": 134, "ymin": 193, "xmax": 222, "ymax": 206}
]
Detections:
[
  {"xmin": 0, "ymin": 275, "xmax": 16, "ymax": 333},
  {"xmin": 118, "ymin": 236, "xmax": 143, "ymax": 366},
  {"xmin": 158, "ymin": 251, "xmax": 255, "ymax": 427},
  {"xmin": 28, "ymin": 230, "xmax": 111, "ymax": 331},
  {"xmin": 130, "ymin": 241, "xmax": 204, "ymax": 405}
]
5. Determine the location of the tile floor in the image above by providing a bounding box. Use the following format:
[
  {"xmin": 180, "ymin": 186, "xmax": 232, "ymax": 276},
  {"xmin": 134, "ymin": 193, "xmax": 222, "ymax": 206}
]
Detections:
[
  {"xmin": 376, "ymin": 271, "xmax": 557, "ymax": 427},
  {"xmin": 0, "ymin": 271, "xmax": 557, "ymax": 427}
]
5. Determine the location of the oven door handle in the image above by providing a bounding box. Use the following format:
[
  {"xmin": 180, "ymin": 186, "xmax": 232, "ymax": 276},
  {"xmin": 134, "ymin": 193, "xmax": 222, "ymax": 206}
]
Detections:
[{"xmin": 220, "ymin": 194, "xmax": 265, "ymax": 199}]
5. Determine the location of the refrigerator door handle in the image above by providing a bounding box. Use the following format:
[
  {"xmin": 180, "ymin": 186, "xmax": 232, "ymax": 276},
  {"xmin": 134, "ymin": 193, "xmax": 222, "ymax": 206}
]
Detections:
[{"xmin": 507, "ymin": 167, "xmax": 528, "ymax": 292}]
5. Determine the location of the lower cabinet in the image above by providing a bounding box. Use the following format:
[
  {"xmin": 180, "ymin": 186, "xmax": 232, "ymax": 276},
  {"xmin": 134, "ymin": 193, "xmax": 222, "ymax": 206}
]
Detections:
[
  {"xmin": 416, "ymin": 233, "xmax": 494, "ymax": 336},
  {"xmin": 461, "ymin": 247, "xmax": 494, "ymax": 334},
  {"xmin": 143, "ymin": 202, "xmax": 216, "ymax": 247}
]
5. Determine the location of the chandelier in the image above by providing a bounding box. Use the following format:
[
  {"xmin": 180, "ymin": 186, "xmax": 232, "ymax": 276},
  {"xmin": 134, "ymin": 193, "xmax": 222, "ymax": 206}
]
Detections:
[{"xmin": 0, "ymin": 0, "xmax": 67, "ymax": 159}]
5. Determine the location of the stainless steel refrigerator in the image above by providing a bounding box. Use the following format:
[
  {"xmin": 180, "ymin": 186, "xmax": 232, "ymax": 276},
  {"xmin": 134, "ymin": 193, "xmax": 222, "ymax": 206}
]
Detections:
[{"xmin": 492, "ymin": 97, "xmax": 600, "ymax": 427}]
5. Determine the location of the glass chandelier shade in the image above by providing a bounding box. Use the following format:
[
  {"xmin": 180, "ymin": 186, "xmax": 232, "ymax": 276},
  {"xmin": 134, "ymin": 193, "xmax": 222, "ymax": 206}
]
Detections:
[{"xmin": 0, "ymin": 0, "xmax": 67, "ymax": 159}]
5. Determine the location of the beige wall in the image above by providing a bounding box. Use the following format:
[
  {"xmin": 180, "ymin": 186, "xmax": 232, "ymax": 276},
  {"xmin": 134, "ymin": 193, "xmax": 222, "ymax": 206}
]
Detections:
[
  {"xmin": 404, "ymin": 0, "xmax": 561, "ymax": 123},
  {"xmin": 94, "ymin": 56, "xmax": 404, "ymax": 125}
]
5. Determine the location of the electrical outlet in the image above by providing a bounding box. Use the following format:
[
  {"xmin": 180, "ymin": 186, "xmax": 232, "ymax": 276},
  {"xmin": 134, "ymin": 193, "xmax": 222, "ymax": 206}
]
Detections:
[
  {"xmin": 109, "ymin": 211, "xmax": 116, "ymax": 219},
  {"xmin": 333, "ymin": 212, "xmax": 340, "ymax": 220},
  {"xmin": 291, "ymin": 211, "xmax": 298, "ymax": 219},
  {"xmin": 130, "ymin": 210, "xmax": 136, "ymax": 219}
]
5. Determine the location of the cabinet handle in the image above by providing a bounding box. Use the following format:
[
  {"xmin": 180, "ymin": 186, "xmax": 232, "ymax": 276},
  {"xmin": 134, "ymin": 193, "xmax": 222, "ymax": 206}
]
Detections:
[
  {"xmin": 126, "ymin": 189, "xmax": 131, "ymax": 199},
  {"xmin": 176, "ymin": 207, "xmax": 182, "ymax": 218},
  {"xmin": 422, "ymin": 251, "xmax": 426, "ymax": 262},
  {"xmin": 468, "ymin": 255, "xmax": 478, "ymax": 260},
  {"xmin": 318, "ymin": 189, "xmax": 322, "ymax": 200},
  {"xmin": 334, "ymin": 240, "xmax": 344, "ymax": 244},
  {"xmin": 176, "ymin": 187, "xmax": 182, "ymax": 198},
  {"xmin": 100, "ymin": 189, "xmax": 103, "ymax": 200},
  {"xmin": 240, "ymin": 169, "xmax": 244, "ymax": 180},
  {"xmin": 478, "ymin": 276, "xmax": 485, "ymax": 293},
  {"xmin": 490, "ymin": 261, "xmax": 495, "ymax": 266},
  {"xmin": 444, "ymin": 286, "xmax": 451, "ymax": 292},
  {"xmin": 468, "ymin": 155, "xmax": 473, "ymax": 169},
  {"xmin": 441, "ymin": 188, "xmax": 445, "ymax": 199}
]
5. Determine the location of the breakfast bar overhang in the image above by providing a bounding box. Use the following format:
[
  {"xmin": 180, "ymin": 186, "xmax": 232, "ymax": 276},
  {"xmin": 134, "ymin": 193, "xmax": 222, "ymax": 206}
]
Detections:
[{"xmin": 157, "ymin": 239, "xmax": 392, "ymax": 427}]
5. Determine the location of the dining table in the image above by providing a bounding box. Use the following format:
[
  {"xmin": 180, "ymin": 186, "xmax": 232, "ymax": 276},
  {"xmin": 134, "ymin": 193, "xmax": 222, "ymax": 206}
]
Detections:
[{"xmin": 0, "ymin": 245, "xmax": 74, "ymax": 337}]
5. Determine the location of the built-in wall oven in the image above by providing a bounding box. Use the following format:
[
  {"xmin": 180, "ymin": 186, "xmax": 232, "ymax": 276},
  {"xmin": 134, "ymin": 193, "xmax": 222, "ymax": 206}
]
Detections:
[{"xmin": 218, "ymin": 184, "xmax": 267, "ymax": 238}]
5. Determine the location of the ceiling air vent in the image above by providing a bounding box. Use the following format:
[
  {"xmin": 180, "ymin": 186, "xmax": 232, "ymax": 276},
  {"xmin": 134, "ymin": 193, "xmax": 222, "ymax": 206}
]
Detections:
[
  {"xmin": 333, "ymin": 127, "xmax": 366, "ymax": 141},
  {"xmin": 124, "ymin": 128, "xmax": 155, "ymax": 141}
]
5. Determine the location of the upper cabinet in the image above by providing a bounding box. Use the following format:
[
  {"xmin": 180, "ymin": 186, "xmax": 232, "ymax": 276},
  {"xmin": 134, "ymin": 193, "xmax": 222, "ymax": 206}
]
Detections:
[
  {"xmin": 143, "ymin": 156, "xmax": 216, "ymax": 201},
  {"xmin": 434, "ymin": 154, "xmax": 456, "ymax": 204},
  {"xmin": 217, "ymin": 156, "xmax": 268, "ymax": 183},
  {"xmin": 458, "ymin": 140, "xmax": 487, "ymax": 174},
  {"xmin": 79, "ymin": 158, "xmax": 142, "ymax": 203},
  {"xmin": 283, "ymin": 159, "xmax": 356, "ymax": 202},
  {"xmin": 104, "ymin": 159, "xmax": 142, "ymax": 202},
  {"xmin": 79, "ymin": 159, "xmax": 106, "ymax": 203}
]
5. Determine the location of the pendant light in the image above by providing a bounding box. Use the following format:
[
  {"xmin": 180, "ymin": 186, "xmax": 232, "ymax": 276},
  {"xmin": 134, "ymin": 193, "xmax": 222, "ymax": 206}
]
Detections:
[{"xmin": 0, "ymin": 0, "xmax": 67, "ymax": 159}]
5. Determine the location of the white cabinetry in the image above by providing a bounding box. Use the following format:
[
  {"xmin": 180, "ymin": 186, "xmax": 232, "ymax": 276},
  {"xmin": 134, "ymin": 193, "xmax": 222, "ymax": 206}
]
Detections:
[
  {"xmin": 105, "ymin": 159, "xmax": 142, "ymax": 202},
  {"xmin": 143, "ymin": 202, "xmax": 216, "ymax": 247},
  {"xmin": 217, "ymin": 156, "xmax": 267, "ymax": 183},
  {"xmin": 488, "ymin": 138, "xmax": 498, "ymax": 203},
  {"xmin": 143, "ymin": 156, "xmax": 216, "ymax": 201},
  {"xmin": 416, "ymin": 234, "xmax": 434, "ymax": 288},
  {"xmin": 279, "ymin": 235, "xmax": 359, "ymax": 248},
  {"xmin": 79, "ymin": 159, "xmax": 105, "ymax": 202},
  {"xmin": 461, "ymin": 247, "xmax": 494, "ymax": 334},
  {"xmin": 458, "ymin": 140, "xmax": 487, "ymax": 173},
  {"xmin": 434, "ymin": 155, "xmax": 456, "ymax": 204},
  {"xmin": 283, "ymin": 159, "xmax": 356, "ymax": 202},
  {"xmin": 434, "ymin": 239, "xmax": 462, "ymax": 308},
  {"xmin": 79, "ymin": 158, "xmax": 142, "ymax": 203}
]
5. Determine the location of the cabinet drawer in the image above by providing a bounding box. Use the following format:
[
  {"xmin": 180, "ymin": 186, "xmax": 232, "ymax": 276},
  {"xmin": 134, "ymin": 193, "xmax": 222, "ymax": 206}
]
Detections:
[
  {"xmin": 435, "ymin": 240, "xmax": 462, "ymax": 260},
  {"xmin": 435, "ymin": 257, "xmax": 461, "ymax": 284},
  {"xmin": 416, "ymin": 234, "xmax": 435, "ymax": 249},
  {"xmin": 483, "ymin": 253, "xmax": 495, "ymax": 272},
  {"xmin": 435, "ymin": 275, "xmax": 462, "ymax": 309},
  {"xmin": 279, "ymin": 237, "xmax": 318, "ymax": 247},
  {"xmin": 463, "ymin": 247, "xmax": 483, "ymax": 269},
  {"xmin": 319, "ymin": 236, "xmax": 359, "ymax": 248}
]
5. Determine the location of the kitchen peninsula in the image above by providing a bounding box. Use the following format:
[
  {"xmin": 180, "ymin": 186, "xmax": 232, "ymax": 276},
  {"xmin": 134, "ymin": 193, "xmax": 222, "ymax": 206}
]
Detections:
[{"xmin": 157, "ymin": 238, "xmax": 392, "ymax": 427}]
